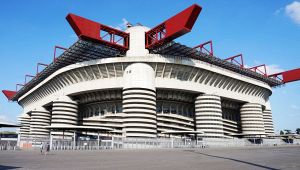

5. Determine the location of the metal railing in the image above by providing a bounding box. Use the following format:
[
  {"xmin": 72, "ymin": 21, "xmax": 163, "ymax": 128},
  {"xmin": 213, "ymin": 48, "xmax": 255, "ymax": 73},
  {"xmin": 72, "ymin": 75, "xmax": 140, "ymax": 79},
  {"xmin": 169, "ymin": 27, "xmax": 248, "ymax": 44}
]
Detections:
[{"xmin": 0, "ymin": 140, "xmax": 17, "ymax": 150}]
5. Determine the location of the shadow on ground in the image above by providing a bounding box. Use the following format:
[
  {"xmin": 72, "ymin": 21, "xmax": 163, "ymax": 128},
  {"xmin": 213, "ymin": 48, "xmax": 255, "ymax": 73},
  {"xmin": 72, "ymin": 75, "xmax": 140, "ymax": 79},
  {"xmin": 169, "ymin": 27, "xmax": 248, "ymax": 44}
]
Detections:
[
  {"xmin": 0, "ymin": 165, "xmax": 21, "ymax": 170},
  {"xmin": 186, "ymin": 150, "xmax": 279, "ymax": 170}
]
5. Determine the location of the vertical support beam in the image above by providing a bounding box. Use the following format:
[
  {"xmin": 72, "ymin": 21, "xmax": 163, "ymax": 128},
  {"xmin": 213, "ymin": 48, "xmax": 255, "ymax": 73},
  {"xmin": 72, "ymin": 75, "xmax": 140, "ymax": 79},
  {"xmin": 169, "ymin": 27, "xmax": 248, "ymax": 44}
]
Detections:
[
  {"xmin": 225, "ymin": 54, "xmax": 244, "ymax": 68},
  {"xmin": 73, "ymin": 131, "xmax": 76, "ymax": 150},
  {"xmin": 36, "ymin": 63, "xmax": 49, "ymax": 76},
  {"xmin": 49, "ymin": 131, "xmax": 53, "ymax": 150},
  {"xmin": 25, "ymin": 75, "xmax": 35, "ymax": 84},
  {"xmin": 97, "ymin": 131, "xmax": 100, "ymax": 150},
  {"xmin": 193, "ymin": 40, "xmax": 214, "ymax": 56},
  {"xmin": 53, "ymin": 46, "xmax": 67, "ymax": 62},
  {"xmin": 111, "ymin": 136, "xmax": 114, "ymax": 149},
  {"xmin": 16, "ymin": 84, "xmax": 24, "ymax": 91},
  {"xmin": 249, "ymin": 64, "xmax": 267, "ymax": 76}
]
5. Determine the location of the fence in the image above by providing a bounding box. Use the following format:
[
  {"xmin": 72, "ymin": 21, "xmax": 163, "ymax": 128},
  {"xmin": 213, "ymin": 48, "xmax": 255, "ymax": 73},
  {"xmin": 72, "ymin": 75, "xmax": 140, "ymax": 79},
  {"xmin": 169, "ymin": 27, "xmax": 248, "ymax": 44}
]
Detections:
[
  {"xmin": 0, "ymin": 140, "xmax": 17, "ymax": 150},
  {"xmin": 17, "ymin": 137, "xmax": 300, "ymax": 151}
]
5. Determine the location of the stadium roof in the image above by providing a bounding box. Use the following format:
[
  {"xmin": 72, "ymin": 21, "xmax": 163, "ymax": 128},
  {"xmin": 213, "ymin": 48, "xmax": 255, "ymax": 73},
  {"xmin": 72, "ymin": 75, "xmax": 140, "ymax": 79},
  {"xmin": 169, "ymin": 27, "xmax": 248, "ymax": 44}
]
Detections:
[
  {"xmin": 10, "ymin": 39, "xmax": 283, "ymax": 101},
  {"xmin": 0, "ymin": 122, "xmax": 21, "ymax": 128}
]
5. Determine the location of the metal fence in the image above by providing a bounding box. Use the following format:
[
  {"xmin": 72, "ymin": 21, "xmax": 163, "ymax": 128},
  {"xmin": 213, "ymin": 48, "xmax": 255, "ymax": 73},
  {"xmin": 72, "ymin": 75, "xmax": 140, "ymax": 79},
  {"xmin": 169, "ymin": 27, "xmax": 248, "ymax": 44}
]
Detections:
[
  {"xmin": 50, "ymin": 137, "xmax": 206, "ymax": 150},
  {"xmin": 18, "ymin": 137, "xmax": 207, "ymax": 150},
  {"xmin": 0, "ymin": 140, "xmax": 17, "ymax": 150},
  {"xmin": 17, "ymin": 137, "xmax": 299, "ymax": 151}
]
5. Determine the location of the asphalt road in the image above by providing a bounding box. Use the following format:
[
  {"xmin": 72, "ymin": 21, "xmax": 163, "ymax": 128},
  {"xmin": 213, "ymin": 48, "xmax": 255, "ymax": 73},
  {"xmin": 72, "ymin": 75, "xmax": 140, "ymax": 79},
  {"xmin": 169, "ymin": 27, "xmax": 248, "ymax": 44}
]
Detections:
[{"xmin": 0, "ymin": 146, "xmax": 299, "ymax": 170}]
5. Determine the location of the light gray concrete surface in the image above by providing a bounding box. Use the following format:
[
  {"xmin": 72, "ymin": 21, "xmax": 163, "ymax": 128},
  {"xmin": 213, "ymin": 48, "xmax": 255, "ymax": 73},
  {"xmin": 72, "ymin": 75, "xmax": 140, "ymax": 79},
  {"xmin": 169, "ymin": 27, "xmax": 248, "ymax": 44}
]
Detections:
[{"xmin": 0, "ymin": 146, "xmax": 300, "ymax": 170}]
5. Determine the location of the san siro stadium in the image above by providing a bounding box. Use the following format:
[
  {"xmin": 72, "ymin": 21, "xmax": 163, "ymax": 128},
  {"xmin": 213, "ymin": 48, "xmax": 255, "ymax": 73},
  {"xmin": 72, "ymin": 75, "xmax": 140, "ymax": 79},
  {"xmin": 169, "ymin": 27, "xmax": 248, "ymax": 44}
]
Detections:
[{"xmin": 3, "ymin": 4, "xmax": 300, "ymax": 148}]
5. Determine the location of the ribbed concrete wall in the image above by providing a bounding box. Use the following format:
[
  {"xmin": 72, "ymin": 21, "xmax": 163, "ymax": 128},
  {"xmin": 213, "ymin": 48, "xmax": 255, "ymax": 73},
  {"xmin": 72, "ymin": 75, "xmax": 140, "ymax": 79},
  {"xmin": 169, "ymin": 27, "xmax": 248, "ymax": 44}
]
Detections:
[
  {"xmin": 123, "ymin": 88, "xmax": 157, "ymax": 137},
  {"xmin": 51, "ymin": 96, "xmax": 78, "ymax": 126},
  {"xmin": 195, "ymin": 95, "xmax": 224, "ymax": 138},
  {"xmin": 29, "ymin": 107, "xmax": 51, "ymax": 138},
  {"xmin": 51, "ymin": 96, "xmax": 78, "ymax": 138},
  {"xmin": 123, "ymin": 63, "xmax": 157, "ymax": 138},
  {"xmin": 18, "ymin": 113, "xmax": 31, "ymax": 139},
  {"xmin": 263, "ymin": 109, "xmax": 274, "ymax": 134},
  {"xmin": 240, "ymin": 103, "xmax": 265, "ymax": 135}
]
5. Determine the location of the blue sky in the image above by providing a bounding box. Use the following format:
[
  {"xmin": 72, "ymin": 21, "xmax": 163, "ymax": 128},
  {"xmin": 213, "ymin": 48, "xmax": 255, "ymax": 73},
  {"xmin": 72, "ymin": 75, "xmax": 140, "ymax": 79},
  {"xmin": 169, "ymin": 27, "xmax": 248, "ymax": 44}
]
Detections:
[{"xmin": 0, "ymin": 0, "xmax": 299, "ymax": 133}]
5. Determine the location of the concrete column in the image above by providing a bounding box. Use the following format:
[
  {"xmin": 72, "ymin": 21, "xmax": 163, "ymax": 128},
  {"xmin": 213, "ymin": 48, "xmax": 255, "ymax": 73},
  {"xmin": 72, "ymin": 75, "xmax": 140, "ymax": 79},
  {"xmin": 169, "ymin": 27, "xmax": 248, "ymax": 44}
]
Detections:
[
  {"xmin": 73, "ymin": 131, "xmax": 76, "ymax": 150},
  {"xmin": 195, "ymin": 94, "xmax": 224, "ymax": 138},
  {"xmin": 240, "ymin": 103, "xmax": 265, "ymax": 135},
  {"xmin": 49, "ymin": 131, "xmax": 53, "ymax": 150},
  {"xmin": 18, "ymin": 113, "xmax": 31, "ymax": 140},
  {"xmin": 123, "ymin": 63, "xmax": 157, "ymax": 138},
  {"xmin": 51, "ymin": 96, "xmax": 78, "ymax": 139},
  {"xmin": 125, "ymin": 26, "xmax": 150, "ymax": 57},
  {"xmin": 263, "ymin": 101, "xmax": 275, "ymax": 135},
  {"xmin": 29, "ymin": 107, "xmax": 51, "ymax": 139}
]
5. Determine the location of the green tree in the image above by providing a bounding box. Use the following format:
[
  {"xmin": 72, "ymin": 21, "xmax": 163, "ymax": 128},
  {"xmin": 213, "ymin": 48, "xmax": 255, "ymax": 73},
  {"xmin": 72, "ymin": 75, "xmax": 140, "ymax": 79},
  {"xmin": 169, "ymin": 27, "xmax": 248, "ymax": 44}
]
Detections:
[
  {"xmin": 296, "ymin": 128, "xmax": 300, "ymax": 134},
  {"xmin": 280, "ymin": 130, "xmax": 284, "ymax": 135},
  {"xmin": 284, "ymin": 129, "xmax": 292, "ymax": 134}
]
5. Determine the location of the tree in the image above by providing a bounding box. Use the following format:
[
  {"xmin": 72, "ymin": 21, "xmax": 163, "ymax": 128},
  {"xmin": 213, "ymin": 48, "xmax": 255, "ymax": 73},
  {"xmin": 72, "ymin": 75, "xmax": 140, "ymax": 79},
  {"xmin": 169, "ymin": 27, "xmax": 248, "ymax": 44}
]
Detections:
[
  {"xmin": 296, "ymin": 128, "xmax": 300, "ymax": 135},
  {"xmin": 280, "ymin": 130, "xmax": 284, "ymax": 135},
  {"xmin": 284, "ymin": 129, "xmax": 292, "ymax": 134}
]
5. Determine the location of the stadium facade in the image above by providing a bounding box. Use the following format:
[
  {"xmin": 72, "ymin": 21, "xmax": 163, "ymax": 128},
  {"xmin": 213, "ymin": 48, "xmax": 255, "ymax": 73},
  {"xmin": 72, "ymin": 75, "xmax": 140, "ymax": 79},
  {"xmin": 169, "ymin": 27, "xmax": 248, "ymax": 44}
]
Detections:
[{"xmin": 3, "ymin": 4, "xmax": 300, "ymax": 143}]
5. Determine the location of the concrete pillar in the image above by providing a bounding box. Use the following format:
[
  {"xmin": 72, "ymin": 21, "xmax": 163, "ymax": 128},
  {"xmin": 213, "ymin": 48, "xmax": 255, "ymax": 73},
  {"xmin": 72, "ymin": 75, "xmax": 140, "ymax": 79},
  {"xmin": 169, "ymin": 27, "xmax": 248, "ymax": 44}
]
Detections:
[
  {"xmin": 263, "ymin": 101, "xmax": 275, "ymax": 135},
  {"xmin": 29, "ymin": 107, "xmax": 51, "ymax": 139},
  {"xmin": 123, "ymin": 63, "xmax": 157, "ymax": 138},
  {"xmin": 18, "ymin": 113, "xmax": 31, "ymax": 140},
  {"xmin": 125, "ymin": 26, "xmax": 150, "ymax": 57},
  {"xmin": 195, "ymin": 94, "xmax": 224, "ymax": 138},
  {"xmin": 51, "ymin": 96, "xmax": 78, "ymax": 139},
  {"xmin": 240, "ymin": 103, "xmax": 265, "ymax": 135}
]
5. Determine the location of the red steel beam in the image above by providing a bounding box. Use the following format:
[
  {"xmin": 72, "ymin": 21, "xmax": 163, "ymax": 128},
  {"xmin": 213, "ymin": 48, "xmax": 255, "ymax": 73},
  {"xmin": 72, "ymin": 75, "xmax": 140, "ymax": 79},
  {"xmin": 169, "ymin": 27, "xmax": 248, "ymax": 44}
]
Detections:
[
  {"xmin": 16, "ymin": 84, "xmax": 24, "ymax": 91},
  {"xmin": 66, "ymin": 13, "xmax": 129, "ymax": 51},
  {"xmin": 269, "ymin": 68, "xmax": 300, "ymax": 83},
  {"xmin": 25, "ymin": 74, "xmax": 35, "ymax": 84},
  {"xmin": 36, "ymin": 63, "xmax": 48, "ymax": 76},
  {"xmin": 145, "ymin": 4, "xmax": 202, "ymax": 49},
  {"xmin": 2, "ymin": 90, "xmax": 17, "ymax": 101},
  {"xmin": 249, "ymin": 64, "xmax": 267, "ymax": 76},
  {"xmin": 53, "ymin": 45, "xmax": 67, "ymax": 62},
  {"xmin": 193, "ymin": 40, "xmax": 214, "ymax": 56},
  {"xmin": 225, "ymin": 54, "xmax": 244, "ymax": 68}
]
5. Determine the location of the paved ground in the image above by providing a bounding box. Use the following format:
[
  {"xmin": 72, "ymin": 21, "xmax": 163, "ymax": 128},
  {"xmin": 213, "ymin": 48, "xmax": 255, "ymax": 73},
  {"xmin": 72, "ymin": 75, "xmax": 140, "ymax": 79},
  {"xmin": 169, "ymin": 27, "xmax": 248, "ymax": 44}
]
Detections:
[{"xmin": 0, "ymin": 146, "xmax": 300, "ymax": 170}]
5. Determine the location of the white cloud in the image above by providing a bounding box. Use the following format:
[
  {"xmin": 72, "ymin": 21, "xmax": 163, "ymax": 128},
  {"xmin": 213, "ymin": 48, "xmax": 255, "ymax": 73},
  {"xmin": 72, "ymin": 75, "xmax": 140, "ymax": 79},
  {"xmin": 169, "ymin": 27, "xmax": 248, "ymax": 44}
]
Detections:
[
  {"xmin": 285, "ymin": 1, "xmax": 300, "ymax": 25},
  {"xmin": 112, "ymin": 18, "xmax": 130, "ymax": 30},
  {"xmin": 266, "ymin": 64, "xmax": 284, "ymax": 75}
]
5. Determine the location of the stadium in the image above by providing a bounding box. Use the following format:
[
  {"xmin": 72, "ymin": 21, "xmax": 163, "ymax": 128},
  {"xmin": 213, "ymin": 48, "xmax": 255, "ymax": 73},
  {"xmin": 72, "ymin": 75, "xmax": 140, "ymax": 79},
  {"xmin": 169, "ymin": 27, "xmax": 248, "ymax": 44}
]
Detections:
[{"xmin": 2, "ymin": 4, "xmax": 300, "ymax": 148}]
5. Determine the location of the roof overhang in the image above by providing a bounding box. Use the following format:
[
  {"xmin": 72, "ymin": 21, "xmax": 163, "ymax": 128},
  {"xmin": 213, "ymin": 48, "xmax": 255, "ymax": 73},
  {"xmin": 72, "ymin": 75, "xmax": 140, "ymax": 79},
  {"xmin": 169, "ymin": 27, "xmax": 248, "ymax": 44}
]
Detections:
[{"xmin": 45, "ymin": 125, "xmax": 113, "ymax": 132}]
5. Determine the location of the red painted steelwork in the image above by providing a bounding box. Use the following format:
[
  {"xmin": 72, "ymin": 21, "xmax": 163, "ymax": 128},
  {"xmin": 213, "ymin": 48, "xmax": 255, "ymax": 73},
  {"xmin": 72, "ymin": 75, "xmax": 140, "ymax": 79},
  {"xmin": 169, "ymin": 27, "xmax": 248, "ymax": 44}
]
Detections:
[
  {"xmin": 25, "ymin": 75, "xmax": 35, "ymax": 84},
  {"xmin": 16, "ymin": 84, "xmax": 24, "ymax": 91},
  {"xmin": 145, "ymin": 4, "xmax": 202, "ymax": 49},
  {"xmin": 66, "ymin": 13, "xmax": 129, "ymax": 51},
  {"xmin": 249, "ymin": 64, "xmax": 267, "ymax": 76},
  {"xmin": 36, "ymin": 63, "xmax": 48, "ymax": 76},
  {"xmin": 225, "ymin": 54, "xmax": 244, "ymax": 68},
  {"xmin": 193, "ymin": 40, "xmax": 213, "ymax": 56},
  {"xmin": 269, "ymin": 68, "xmax": 300, "ymax": 83},
  {"xmin": 2, "ymin": 90, "xmax": 17, "ymax": 101},
  {"xmin": 53, "ymin": 46, "xmax": 67, "ymax": 62}
]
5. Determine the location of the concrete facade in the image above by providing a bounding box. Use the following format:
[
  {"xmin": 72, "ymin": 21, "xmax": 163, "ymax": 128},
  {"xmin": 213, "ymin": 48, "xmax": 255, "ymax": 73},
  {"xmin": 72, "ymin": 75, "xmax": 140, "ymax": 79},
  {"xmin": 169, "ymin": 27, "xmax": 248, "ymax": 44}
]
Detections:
[{"xmin": 17, "ymin": 26, "xmax": 275, "ymax": 140}]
